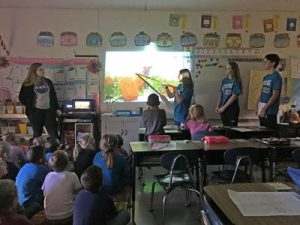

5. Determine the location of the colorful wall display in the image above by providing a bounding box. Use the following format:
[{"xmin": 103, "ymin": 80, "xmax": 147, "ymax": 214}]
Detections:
[
  {"xmin": 232, "ymin": 16, "xmax": 243, "ymax": 29},
  {"xmin": 156, "ymin": 32, "xmax": 173, "ymax": 47},
  {"xmin": 180, "ymin": 32, "xmax": 197, "ymax": 47},
  {"xmin": 250, "ymin": 33, "xmax": 265, "ymax": 48},
  {"xmin": 110, "ymin": 32, "xmax": 127, "ymax": 47},
  {"xmin": 86, "ymin": 32, "xmax": 102, "ymax": 47},
  {"xmin": 203, "ymin": 32, "xmax": 220, "ymax": 48},
  {"xmin": 226, "ymin": 33, "xmax": 242, "ymax": 48},
  {"xmin": 134, "ymin": 31, "xmax": 151, "ymax": 46},
  {"xmin": 274, "ymin": 33, "xmax": 290, "ymax": 48},
  {"xmin": 60, "ymin": 32, "xmax": 77, "ymax": 47}
]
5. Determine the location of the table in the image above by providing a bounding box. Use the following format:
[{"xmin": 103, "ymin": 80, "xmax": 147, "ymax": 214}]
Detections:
[
  {"xmin": 214, "ymin": 126, "xmax": 275, "ymax": 139},
  {"xmin": 278, "ymin": 123, "xmax": 300, "ymax": 137},
  {"xmin": 138, "ymin": 126, "xmax": 191, "ymax": 141},
  {"xmin": 200, "ymin": 139, "xmax": 268, "ymax": 186},
  {"xmin": 129, "ymin": 140, "xmax": 201, "ymax": 223},
  {"xmin": 204, "ymin": 183, "xmax": 300, "ymax": 225}
]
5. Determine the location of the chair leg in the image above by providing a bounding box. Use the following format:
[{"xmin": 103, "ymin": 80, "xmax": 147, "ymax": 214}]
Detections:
[
  {"xmin": 149, "ymin": 181, "xmax": 157, "ymax": 212},
  {"xmin": 162, "ymin": 192, "xmax": 169, "ymax": 225},
  {"xmin": 185, "ymin": 190, "xmax": 191, "ymax": 207}
]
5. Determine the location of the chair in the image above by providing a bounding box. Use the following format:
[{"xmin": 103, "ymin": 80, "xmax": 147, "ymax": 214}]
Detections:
[
  {"xmin": 211, "ymin": 147, "xmax": 260, "ymax": 184},
  {"xmin": 149, "ymin": 152, "xmax": 201, "ymax": 225},
  {"xmin": 200, "ymin": 195, "xmax": 224, "ymax": 225},
  {"xmin": 292, "ymin": 148, "xmax": 300, "ymax": 164}
]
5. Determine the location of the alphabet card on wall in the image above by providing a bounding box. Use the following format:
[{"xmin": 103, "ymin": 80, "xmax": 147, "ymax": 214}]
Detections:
[
  {"xmin": 201, "ymin": 15, "xmax": 212, "ymax": 28},
  {"xmin": 274, "ymin": 33, "xmax": 290, "ymax": 48},
  {"xmin": 263, "ymin": 19, "xmax": 274, "ymax": 33},
  {"xmin": 232, "ymin": 16, "xmax": 243, "ymax": 29},
  {"xmin": 287, "ymin": 18, "xmax": 297, "ymax": 31},
  {"xmin": 37, "ymin": 31, "xmax": 54, "ymax": 47},
  {"xmin": 60, "ymin": 32, "xmax": 77, "ymax": 47}
]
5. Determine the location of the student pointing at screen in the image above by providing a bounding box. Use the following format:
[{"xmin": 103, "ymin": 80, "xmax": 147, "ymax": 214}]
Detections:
[{"xmin": 163, "ymin": 69, "xmax": 194, "ymax": 126}]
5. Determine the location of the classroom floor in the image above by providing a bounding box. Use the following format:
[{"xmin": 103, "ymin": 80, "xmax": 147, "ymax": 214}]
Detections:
[{"xmin": 131, "ymin": 167, "xmax": 203, "ymax": 225}]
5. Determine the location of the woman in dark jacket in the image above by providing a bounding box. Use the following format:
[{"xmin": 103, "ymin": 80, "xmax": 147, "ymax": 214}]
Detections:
[{"xmin": 19, "ymin": 62, "xmax": 61, "ymax": 141}]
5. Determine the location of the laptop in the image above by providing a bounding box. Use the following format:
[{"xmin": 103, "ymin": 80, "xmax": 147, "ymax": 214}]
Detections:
[{"xmin": 70, "ymin": 99, "xmax": 94, "ymax": 113}]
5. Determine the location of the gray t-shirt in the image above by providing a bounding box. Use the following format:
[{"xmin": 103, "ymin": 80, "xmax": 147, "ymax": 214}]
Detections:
[
  {"xmin": 142, "ymin": 108, "xmax": 167, "ymax": 136},
  {"xmin": 34, "ymin": 77, "xmax": 50, "ymax": 109}
]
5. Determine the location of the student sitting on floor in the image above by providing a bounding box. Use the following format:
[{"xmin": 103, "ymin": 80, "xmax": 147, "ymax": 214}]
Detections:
[
  {"xmin": 141, "ymin": 93, "xmax": 167, "ymax": 141},
  {"xmin": 115, "ymin": 134, "xmax": 128, "ymax": 158},
  {"xmin": 42, "ymin": 150, "xmax": 81, "ymax": 225},
  {"xmin": 0, "ymin": 179, "xmax": 34, "ymax": 225},
  {"xmin": 184, "ymin": 104, "xmax": 213, "ymax": 140},
  {"xmin": 73, "ymin": 133, "xmax": 97, "ymax": 179},
  {"xmin": 0, "ymin": 141, "xmax": 19, "ymax": 181},
  {"xmin": 73, "ymin": 165, "xmax": 130, "ymax": 225},
  {"xmin": 16, "ymin": 145, "xmax": 50, "ymax": 219},
  {"xmin": 93, "ymin": 134, "xmax": 130, "ymax": 194}
]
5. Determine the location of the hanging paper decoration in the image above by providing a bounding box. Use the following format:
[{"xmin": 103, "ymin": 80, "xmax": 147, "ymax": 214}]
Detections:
[
  {"xmin": 0, "ymin": 56, "xmax": 9, "ymax": 68},
  {"xmin": 274, "ymin": 33, "xmax": 290, "ymax": 48},
  {"xmin": 37, "ymin": 31, "xmax": 54, "ymax": 47},
  {"xmin": 156, "ymin": 33, "xmax": 173, "ymax": 47},
  {"xmin": 60, "ymin": 32, "xmax": 77, "ymax": 46},
  {"xmin": 180, "ymin": 32, "xmax": 197, "ymax": 47},
  {"xmin": 87, "ymin": 59, "xmax": 101, "ymax": 74},
  {"xmin": 0, "ymin": 35, "xmax": 9, "ymax": 55},
  {"xmin": 226, "ymin": 33, "xmax": 242, "ymax": 48},
  {"xmin": 86, "ymin": 32, "xmax": 102, "ymax": 47},
  {"xmin": 232, "ymin": 16, "xmax": 243, "ymax": 29},
  {"xmin": 201, "ymin": 15, "xmax": 212, "ymax": 28},
  {"xmin": 110, "ymin": 32, "xmax": 127, "ymax": 47},
  {"xmin": 297, "ymin": 34, "xmax": 300, "ymax": 47},
  {"xmin": 273, "ymin": 15, "xmax": 281, "ymax": 30},
  {"xmin": 134, "ymin": 31, "xmax": 151, "ymax": 46},
  {"xmin": 250, "ymin": 33, "xmax": 265, "ymax": 48},
  {"xmin": 287, "ymin": 18, "xmax": 297, "ymax": 31},
  {"xmin": 212, "ymin": 16, "xmax": 219, "ymax": 30},
  {"xmin": 169, "ymin": 14, "xmax": 187, "ymax": 28},
  {"xmin": 263, "ymin": 19, "xmax": 274, "ymax": 33},
  {"xmin": 203, "ymin": 32, "xmax": 220, "ymax": 48}
]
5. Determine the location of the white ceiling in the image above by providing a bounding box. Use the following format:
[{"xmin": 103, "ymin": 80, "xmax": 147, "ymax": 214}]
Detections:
[{"xmin": 0, "ymin": 0, "xmax": 299, "ymax": 11}]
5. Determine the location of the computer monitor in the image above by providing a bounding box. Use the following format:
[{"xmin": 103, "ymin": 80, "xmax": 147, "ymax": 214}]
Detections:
[{"xmin": 72, "ymin": 99, "xmax": 94, "ymax": 112}]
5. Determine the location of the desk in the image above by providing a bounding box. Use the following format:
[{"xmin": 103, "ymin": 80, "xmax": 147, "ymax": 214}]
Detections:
[
  {"xmin": 138, "ymin": 126, "xmax": 191, "ymax": 141},
  {"xmin": 214, "ymin": 126, "xmax": 275, "ymax": 139},
  {"xmin": 200, "ymin": 139, "xmax": 268, "ymax": 186},
  {"xmin": 129, "ymin": 141, "xmax": 201, "ymax": 223},
  {"xmin": 278, "ymin": 123, "xmax": 300, "ymax": 137},
  {"xmin": 204, "ymin": 183, "xmax": 300, "ymax": 225}
]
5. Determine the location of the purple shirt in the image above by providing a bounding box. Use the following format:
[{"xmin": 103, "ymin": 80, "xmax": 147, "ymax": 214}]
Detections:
[{"xmin": 186, "ymin": 120, "xmax": 212, "ymax": 135}]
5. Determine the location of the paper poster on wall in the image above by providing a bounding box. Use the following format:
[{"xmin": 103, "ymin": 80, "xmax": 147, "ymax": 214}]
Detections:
[
  {"xmin": 226, "ymin": 33, "xmax": 242, "ymax": 48},
  {"xmin": 169, "ymin": 14, "xmax": 180, "ymax": 27},
  {"xmin": 75, "ymin": 66, "xmax": 87, "ymax": 81},
  {"xmin": 233, "ymin": 16, "xmax": 243, "ymax": 29},
  {"xmin": 201, "ymin": 15, "xmax": 212, "ymax": 28},
  {"xmin": 263, "ymin": 19, "xmax": 274, "ymax": 33},
  {"xmin": 75, "ymin": 83, "xmax": 87, "ymax": 99},
  {"xmin": 274, "ymin": 33, "xmax": 290, "ymax": 48},
  {"xmin": 180, "ymin": 32, "xmax": 197, "ymax": 47},
  {"xmin": 248, "ymin": 70, "xmax": 266, "ymax": 110},
  {"xmin": 54, "ymin": 85, "xmax": 65, "ymax": 100},
  {"xmin": 87, "ymin": 71, "xmax": 100, "ymax": 81},
  {"xmin": 53, "ymin": 69, "xmax": 65, "ymax": 84},
  {"xmin": 86, "ymin": 32, "xmax": 102, "ymax": 47},
  {"xmin": 156, "ymin": 33, "xmax": 173, "ymax": 47},
  {"xmin": 65, "ymin": 66, "xmax": 76, "ymax": 81},
  {"xmin": 287, "ymin": 18, "xmax": 297, "ymax": 31},
  {"xmin": 291, "ymin": 57, "xmax": 300, "ymax": 79},
  {"xmin": 134, "ymin": 32, "xmax": 151, "ymax": 46},
  {"xmin": 2, "ymin": 78, "xmax": 13, "ymax": 90},
  {"xmin": 37, "ymin": 31, "xmax": 54, "ymax": 47},
  {"xmin": 203, "ymin": 32, "xmax": 220, "ymax": 48},
  {"xmin": 87, "ymin": 81, "xmax": 99, "ymax": 96},
  {"xmin": 110, "ymin": 32, "xmax": 127, "ymax": 47},
  {"xmin": 12, "ymin": 79, "xmax": 22, "ymax": 94},
  {"xmin": 64, "ymin": 84, "xmax": 76, "ymax": 99}
]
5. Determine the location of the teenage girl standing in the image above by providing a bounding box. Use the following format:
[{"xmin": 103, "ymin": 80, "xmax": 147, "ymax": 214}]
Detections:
[{"xmin": 216, "ymin": 62, "xmax": 242, "ymax": 126}]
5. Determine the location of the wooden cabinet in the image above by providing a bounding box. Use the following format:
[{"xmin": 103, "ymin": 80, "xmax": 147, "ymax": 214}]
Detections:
[{"xmin": 101, "ymin": 116, "xmax": 141, "ymax": 151}]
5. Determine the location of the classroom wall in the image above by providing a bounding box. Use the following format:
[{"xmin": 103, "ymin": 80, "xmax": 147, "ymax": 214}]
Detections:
[{"xmin": 0, "ymin": 8, "xmax": 299, "ymax": 118}]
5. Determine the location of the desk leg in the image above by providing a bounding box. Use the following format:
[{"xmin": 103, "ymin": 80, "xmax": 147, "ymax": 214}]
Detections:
[
  {"xmin": 269, "ymin": 147, "xmax": 275, "ymax": 182},
  {"xmin": 195, "ymin": 152, "xmax": 200, "ymax": 191},
  {"xmin": 131, "ymin": 153, "xmax": 136, "ymax": 224},
  {"xmin": 261, "ymin": 150, "xmax": 266, "ymax": 182},
  {"xmin": 202, "ymin": 151, "xmax": 207, "ymax": 189}
]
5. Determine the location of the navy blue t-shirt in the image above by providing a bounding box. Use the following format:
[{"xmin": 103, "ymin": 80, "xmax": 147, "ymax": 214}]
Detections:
[
  {"xmin": 219, "ymin": 78, "xmax": 241, "ymax": 107},
  {"xmin": 73, "ymin": 189, "xmax": 118, "ymax": 225},
  {"xmin": 173, "ymin": 84, "xmax": 193, "ymax": 123},
  {"xmin": 259, "ymin": 71, "xmax": 282, "ymax": 115}
]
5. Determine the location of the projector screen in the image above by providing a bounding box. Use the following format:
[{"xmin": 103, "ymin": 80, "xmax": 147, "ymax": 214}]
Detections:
[{"xmin": 104, "ymin": 50, "xmax": 191, "ymax": 102}]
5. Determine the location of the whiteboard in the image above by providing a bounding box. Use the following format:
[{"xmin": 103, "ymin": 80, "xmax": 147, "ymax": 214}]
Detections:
[{"xmin": 193, "ymin": 56, "xmax": 264, "ymax": 119}]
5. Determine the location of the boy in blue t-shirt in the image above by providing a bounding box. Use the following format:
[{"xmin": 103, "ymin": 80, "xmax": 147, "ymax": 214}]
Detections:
[
  {"xmin": 73, "ymin": 165, "xmax": 130, "ymax": 225},
  {"xmin": 258, "ymin": 54, "xmax": 282, "ymax": 129}
]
